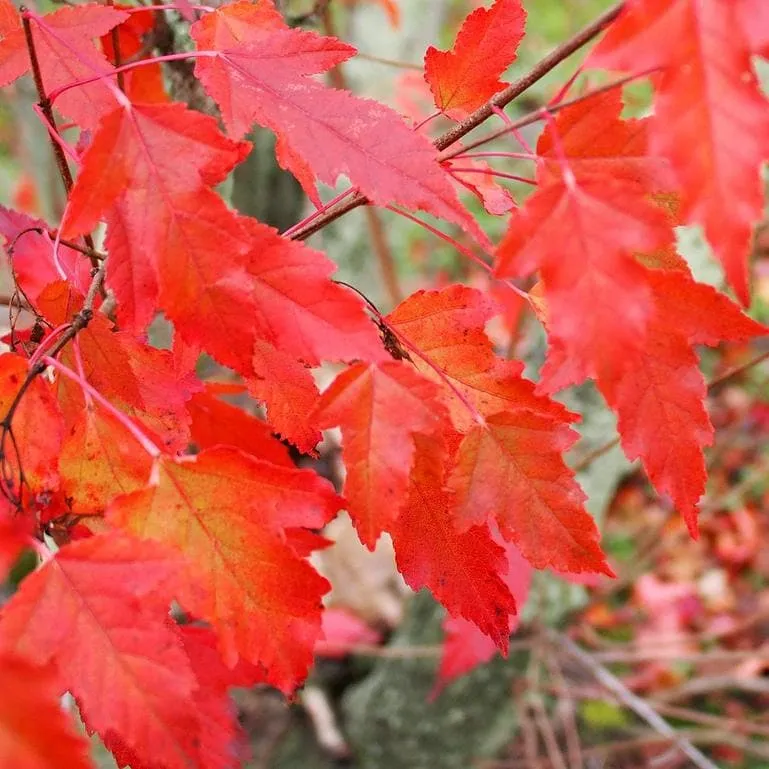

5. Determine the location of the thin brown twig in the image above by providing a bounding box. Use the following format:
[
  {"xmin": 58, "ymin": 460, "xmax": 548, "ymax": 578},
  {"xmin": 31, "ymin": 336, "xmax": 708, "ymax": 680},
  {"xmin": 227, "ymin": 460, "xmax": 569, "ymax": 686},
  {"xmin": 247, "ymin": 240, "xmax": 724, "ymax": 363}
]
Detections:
[
  {"xmin": 20, "ymin": 9, "xmax": 101, "ymax": 273},
  {"xmin": 517, "ymin": 701, "xmax": 543, "ymax": 768},
  {"xmin": 0, "ymin": 293, "xmax": 29, "ymax": 309},
  {"xmin": 652, "ymin": 675, "xmax": 769, "ymax": 703},
  {"xmin": 343, "ymin": 638, "xmax": 533, "ymax": 659},
  {"xmin": 0, "ymin": 264, "xmax": 105, "ymax": 509},
  {"xmin": 21, "ymin": 10, "xmax": 75, "ymax": 195},
  {"xmin": 288, "ymin": 76, "xmax": 639, "ymax": 243},
  {"xmin": 355, "ymin": 51, "xmax": 421, "ymax": 70},
  {"xmin": 653, "ymin": 701, "xmax": 769, "ymax": 740},
  {"xmin": 287, "ymin": 3, "xmax": 626, "ymax": 242},
  {"xmin": 550, "ymin": 630, "xmax": 721, "ymax": 769},
  {"xmin": 437, "ymin": 71, "xmax": 651, "ymax": 161},
  {"xmin": 593, "ymin": 647, "xmax": 769, "ymax": 664},
  {"xmin": 529, "ymin": 680, "xmax": 769, "ymax": 740},
  {"xmin": 434, "ymin": 1, "xmax": 624, "ymax": 152},
  {"xmin": 55, "ymin": 236, "xmax": 107, "ymax": 262},
  {"xmin": 529, "ymin": 644, "xmax": 569, "ymax": 769},
  {"xmin": 481, "ymin": 729, "xmax": 769, "ymax": 769},
  {"xmin": 543, "ymin": 650, "xmax": 584, "ymax": 769}
]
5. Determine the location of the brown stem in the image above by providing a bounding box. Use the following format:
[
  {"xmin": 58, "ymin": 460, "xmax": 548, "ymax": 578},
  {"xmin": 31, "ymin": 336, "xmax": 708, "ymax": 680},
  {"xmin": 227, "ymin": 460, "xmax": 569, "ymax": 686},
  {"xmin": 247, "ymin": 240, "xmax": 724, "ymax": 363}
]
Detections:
[
  {"xmin": 21, "ymin": 9, "xmax": 75, "ymax": 195},
  {"xmin": 439, "ymin": 71, "xmax": 645, "ymax": 161},
  {"xmin": 288, "ymin": 73, "xmax": 640, "ymax": 243},
  {"xmin": 434, "ymin": 1, "xmax": 625, "ymax": 152},
  {"xmin": 55, "ymin": 236, "xmax": 107, "ymax": 262},
  {"xmin": 287, "ymin": 2, "xmax": 625, "ymax": 241},
  {"xmin": 20, "ymin": 10, "xmax": 101, "ymax": 272},
  {"xmin": 551, "ymin": 630, "xmax": 721, "ymax": 769},
  {"xmin": 354, "ymin": 51, "xmax": 421, "ymax": 70},
  {"xmin": 0, "ymin": 264, "xmax": 105, "ymax": 509},
  {"xmin": 0, "ymin": 294, "xmax": 27, "ymax": 308}
]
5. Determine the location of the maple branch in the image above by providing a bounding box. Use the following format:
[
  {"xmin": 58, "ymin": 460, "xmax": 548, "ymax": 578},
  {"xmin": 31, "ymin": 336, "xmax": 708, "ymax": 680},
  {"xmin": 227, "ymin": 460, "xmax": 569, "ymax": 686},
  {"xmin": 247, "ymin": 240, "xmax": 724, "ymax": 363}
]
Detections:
[
  {"xmin": 432, "ymin": 1, "xmax": 625, "ymax": 152},
  {"xmin": 354, "ymin": 51, "xmax": 421, "ymax": 71},
  {"xmin": 286, "ymin": 71, "xmax": 643, "ymax": 242},
  {"xmin": 20, "ymin": 9, "xmax": 75, "ymax": 195},
  {"xmin": 0, "ymin": 264, "xmax": 105, "ymax": 508},
  {"xmin": 54, "ymin": 237, "xmax": 107, "ymax": 262},
  {"xmin": 286, "ymin": 2, "xmax": 626, "ymax": 241},
  {"xmin": 438, "ymin": 71, "xmax": 647, "ymax": 161},
  {"xmin": 551, "ymin": 630, "xmax": 721, "ymax": 769},
  {"xmin": 20, "ymin": 9, "xmax": 101, "ymax": 272}
]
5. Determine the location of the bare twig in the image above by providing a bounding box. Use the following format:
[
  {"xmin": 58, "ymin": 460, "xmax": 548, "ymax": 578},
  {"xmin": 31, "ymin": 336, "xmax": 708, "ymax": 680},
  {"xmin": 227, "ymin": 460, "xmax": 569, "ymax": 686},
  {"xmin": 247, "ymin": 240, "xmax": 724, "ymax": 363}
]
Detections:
[
  {"xmin": 594, "ymin": 647, "xmax": 769, "ymax": 665},
  {"xmin": 20, "ymin": 9, "xmax": 101, "ymax": 272},
  {"xmin": 528, "ymin": 680, "xmax": 769, "ymax": 740},
  {"xmin": 652, "ymin": 675, "xmax": 769, "ymax": 703},
  {"xmin": 0, "ymin": 263, "xmax": 105, "ymax": 508},
  {"xmin": 551, "ymin": 630, "xmax": 721, "ymax": 769},
  {"xmin": 55, "ymin": 237, "xmax": 107, "ymax": 262},
  {"xmin": 20, "ymin": 9, "xmax": 75, "ymax": 196},
  {"xmin": 543, "ymin": 650, "xmax": 584, "ymax": 769},
  {"xmin": 481, "ymin": 729, "xmax": 769, "ymax": 768},
  {"xmin": 287, "ymin": 3, "xmax": 626, "ymax": 241},
  {"xmin": 355, "ymin": 51, "xmax": 421, "ymax": 70},
  {"xmin": 433, "ymin": 2, "xmax": 624, "ymax": 152}
]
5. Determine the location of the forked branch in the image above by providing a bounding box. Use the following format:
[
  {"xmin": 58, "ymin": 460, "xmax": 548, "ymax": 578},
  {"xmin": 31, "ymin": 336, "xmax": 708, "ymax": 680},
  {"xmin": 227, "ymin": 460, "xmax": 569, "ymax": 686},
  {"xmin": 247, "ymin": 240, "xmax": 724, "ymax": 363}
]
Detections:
[{"xmin": 286, "ymin": 1, "xmax": 626, "ymax": 241}]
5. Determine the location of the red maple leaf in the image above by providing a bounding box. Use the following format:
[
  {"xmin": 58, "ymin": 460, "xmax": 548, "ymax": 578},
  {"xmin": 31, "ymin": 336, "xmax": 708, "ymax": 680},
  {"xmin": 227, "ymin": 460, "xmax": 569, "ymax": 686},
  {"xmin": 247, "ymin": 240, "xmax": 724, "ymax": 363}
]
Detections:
[
  {"xmin": 62, "ymin": 102, "xmax": 249, "ymax": 334},
  {"xmin": 0, "ymin": 654, "xmax": 92, "ymax": 768},
  {"xmin": 738, "ymin": 0, "xmax": 769, "ymax": 56},
  {"xmin": 0, "ymin": 352, "xmax": 63, "ymax": 502},
  {"xmin": 0, "ymin": 2, "xmax": 127, "ymax": 129},
  {"xmin": 588, "ymin": 0, "xmax": 769, "ymax": 304},
  {"xmin": 0, "ymin": 206, "xmax": 92, "ymax": 302},
  {"xmin": 496, "ymin": 175, "xmax": 672, "ymax": 387},
  {"xmin": 424, "ymin": 0, "xmax": 526, "ymax": 120},
  {"xmin": 108, "ymin": 448, "xmax": 342, "ymax": 692},
  {"xmin": 100, "ymin": 8, "xmax": 168, "ymax": 104},
  {"xmin": 190, "ymin": 12, "xmax": 489, "ymax": 246},
  {"xmin": 58, "ymin": 403, "xmax": 153, "ymax": 516},
  {"xmin": 432, "ymin": 534, "xmax": 532, "ymax": 697},
  {"xmin": 0, "ymin": 499, "xmax": 31, "ymax": 582},
  {"xmin": 390, "ymin": 435, "xmax": 518, "ymax": 650},
  {"xmin": 0, "ymin": 534, "xmax": 223, "ymax": 769},
  {"xmin": 248, "ymin": 340, "xmax": 323, "ymax": 454},
  {"xmin": 536, "ymin": 89, "xmax": 673, "ymax": 191},
  {"xmin": 598, "ymin": 268, "xmax": 765, "ymax": 534},
  {"xmin": 385, "ymin": 285, "xmax": 611, "ymax": 576},
  {"xmin": 449, "ymin": 410, "xmax": 610, "ymax": 575},
  {"xmin": 37, "ymin": 281, "xmax": 199, "ymax": 453},
  {"xmin": 188, "ymin": 383, "xmax": 293, "ymax": 467},
  {"xmin": 313, "ymin": 360, "xmax": 448, "ymax": 549},
  {"xmin": 387, "ymin": 285, "xmax": 571, "ymax": 431}
]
